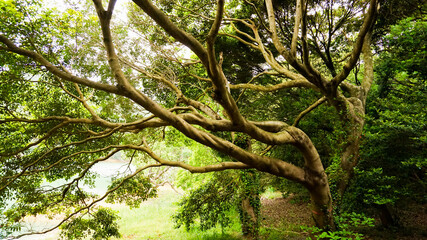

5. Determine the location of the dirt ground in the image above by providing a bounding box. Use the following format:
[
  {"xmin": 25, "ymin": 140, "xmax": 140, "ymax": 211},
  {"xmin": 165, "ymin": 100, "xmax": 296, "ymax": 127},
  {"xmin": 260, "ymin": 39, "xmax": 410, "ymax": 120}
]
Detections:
[
  {"xmin": 260, "ymin": 195, "xmax": 427, "ymax": 240},
  {"xmin": 260, "ymin": 195, "xmax": 311, "ymax": 239}
]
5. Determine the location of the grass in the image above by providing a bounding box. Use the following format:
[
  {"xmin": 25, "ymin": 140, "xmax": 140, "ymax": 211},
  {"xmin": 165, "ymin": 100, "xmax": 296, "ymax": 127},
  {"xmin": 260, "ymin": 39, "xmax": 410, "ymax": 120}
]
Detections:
[
  {"xmin": 105, "ymin": 187, "xmax": 310, "ymax": 240},
  {"xmin": 110, "ymin": 187, "xmax": 242, "ymax": 240},
  {"xmin": 261, "ymin": 187, "xmax": 284, "ymax": 199},
  {"xmin": 21, "ymin": 186, "xmax": 308, "ymax": 240},
  {"xmin": 21, "ymin": 186, "xmax": 242, "ymax": 240}
]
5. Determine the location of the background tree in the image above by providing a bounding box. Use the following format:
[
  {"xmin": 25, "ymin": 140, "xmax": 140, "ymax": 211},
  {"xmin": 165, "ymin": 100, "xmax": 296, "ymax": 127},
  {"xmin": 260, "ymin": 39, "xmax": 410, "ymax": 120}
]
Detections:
[{"xmin": 1, "ymin": 0, "xmax": 380, "ymax": 238}]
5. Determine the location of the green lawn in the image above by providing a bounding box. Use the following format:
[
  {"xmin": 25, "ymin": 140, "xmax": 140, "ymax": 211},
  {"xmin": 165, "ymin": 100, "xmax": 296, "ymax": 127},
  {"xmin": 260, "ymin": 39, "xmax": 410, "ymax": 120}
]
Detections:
[{"xmin": 111, "ymin": 187, "xmax": 242, "ymax": 240}]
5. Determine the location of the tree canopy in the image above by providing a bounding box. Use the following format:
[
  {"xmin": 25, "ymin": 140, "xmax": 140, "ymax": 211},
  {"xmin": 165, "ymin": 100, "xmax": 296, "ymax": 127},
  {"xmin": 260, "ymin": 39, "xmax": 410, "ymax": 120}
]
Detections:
[{"xmin": 2, "ymin": 0, "xmax": 413, "ymax": 238}]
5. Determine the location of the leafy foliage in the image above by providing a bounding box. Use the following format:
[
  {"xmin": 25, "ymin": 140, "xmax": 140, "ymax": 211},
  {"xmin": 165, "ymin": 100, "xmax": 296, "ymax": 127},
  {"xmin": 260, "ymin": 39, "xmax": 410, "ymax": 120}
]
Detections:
[
  {"xmin": 59, "ymin": 207, "xmax": 121, "ymax": 240},
  {"xmin": 343, "ymin": 17, "xmax": 426, "ymax": 217},
  {"xmin": 237, "ymin": 169, "xmax": 262, "ymax": 238},
  {"xmin": 106, "ymin": 174, "xmax": 157, "ymax": 208},
  {"xmin": 302, "ymin": 212, "xmax": 375, "ymax": 240},
  {"xmin": 0, "ymin": 0, "xmax": 405, "ymax": 237},
  {"xmin": 173, "ymin": 172, "xmax": 238, "ymax": 231}
]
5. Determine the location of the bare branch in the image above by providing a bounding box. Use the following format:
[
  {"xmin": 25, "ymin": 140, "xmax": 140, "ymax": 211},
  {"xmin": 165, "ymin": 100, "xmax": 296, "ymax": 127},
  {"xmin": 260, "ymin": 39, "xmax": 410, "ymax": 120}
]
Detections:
[
  {"xmin": 0, "ymin": 35, "xmax": 119, "ymax": 94},
  {"xmin": 360, "ymin": 30, "xmax": 373, "ymax": 106},
  {"xmin": 293, "ymin": 97, "xmax": 327, "ymax": 127},
  {"xmin": 131, "ymin": 0, "xmax": 208, "ymax": 64},
  {"xmin": 230, "ymin": 79, "xmax": 318, "ymax": 92},
  {"xmin": 291, "ymin": 0, "xmax": 303, "ymax": 57},
  {"xmin": 331, "ymin": 0, "xmax": 378, "ymax": 87}
]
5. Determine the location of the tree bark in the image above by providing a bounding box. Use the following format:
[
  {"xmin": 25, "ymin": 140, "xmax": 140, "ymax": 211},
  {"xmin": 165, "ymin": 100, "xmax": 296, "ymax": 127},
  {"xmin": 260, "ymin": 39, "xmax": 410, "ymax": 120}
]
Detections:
[
  {"xmin": 307, "ymin": 172, "xmax": 335, "ymax": 230},
  {"xmin": 337, "ymin": 125, "xmax": 363, "ymax": 198},
  {"xmin": 239, "ymin": 170, "xmax": 261, "ymax": 239},
  {"xmin": 375, "ymin": 204, "xmax": 398, "ymax": 227},
  {"xmin": 240, "ymin": 198, "xmax": 260, "ymax": 239},
  {"xmin": 336, "ymin": 30, "xmax": 374, "ymax": 200},
  {"xmin": 289, "ymin": 128, "xmax": 335, "ymax": 229}
]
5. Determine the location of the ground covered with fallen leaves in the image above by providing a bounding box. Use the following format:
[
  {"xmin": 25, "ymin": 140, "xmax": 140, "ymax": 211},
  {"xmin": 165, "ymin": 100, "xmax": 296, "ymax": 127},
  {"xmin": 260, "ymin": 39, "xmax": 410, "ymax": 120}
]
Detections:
[
  {"xmin": 259, "ymin": 194, "xmax": 427, "ymax": 240},
  {"xmin": 260, "ymin": 195, "xmax": 311, "ymax": 239}
]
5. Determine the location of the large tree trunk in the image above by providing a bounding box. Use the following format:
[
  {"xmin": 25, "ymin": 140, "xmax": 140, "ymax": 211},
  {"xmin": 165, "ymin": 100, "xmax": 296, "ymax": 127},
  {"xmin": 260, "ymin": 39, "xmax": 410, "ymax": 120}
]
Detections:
[
  {"xmin": 337, "ymin": 126, "xmax": 363, "ymax": 198},
  {"xmin": 239, "ymin": 170, "xmax": 261, "ymax": 239},
  {"xmin": 240, "ymin": 198, "xmax": 260, "ymax": 239},
  {"xmin": 336, "ymin": 31, "xmax": 374, "ymax": 200},
  {"xmin": 374, "ymin": 204, "xmax": 398, "ymax": 227},
  {"xmin": 307, "ymin": 172, "xmax": 335, "ymax": 230},
  {"xmin": 290, "ymin": 127, "xmax": 335, "ymax": 229}
]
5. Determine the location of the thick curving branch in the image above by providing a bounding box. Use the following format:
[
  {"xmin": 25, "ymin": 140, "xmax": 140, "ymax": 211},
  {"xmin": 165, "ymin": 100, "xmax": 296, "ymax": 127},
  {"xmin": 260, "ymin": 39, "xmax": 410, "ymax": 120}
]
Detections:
[
  {"xmin": 361, "ymin": 31, "xmax": 374, "ymax": 106},
  {"xmin": 203, "ymin": 0, "xmax": 247, "ymax": 126},
  {"xmin": 127, "ymin": 113, "xmax": 288, "ymax": 134},
  {"xmin": 265, "ymin": 0, "xmax": 292, "ymax": 61},
  {"xmin": 127, "ymin": 142, "xmax": 306, "ymax": 183},
  {"xmin": 93, "ymin": 0, "xmax": 130, "ymax": 89},
  {"xmin": 0, "ymin": 35, "xmax": 119, "ymax": 94},
  {"xmin": 230, "ymin": 79, "xmax": 318, "ymax": 92},
  {"xmin": 291, "ymin": 0, "xmax": 303, "ymax": 57},
  {"xmin": 131, "ymin": 0, "xmax": 208, "ymax": 64}
]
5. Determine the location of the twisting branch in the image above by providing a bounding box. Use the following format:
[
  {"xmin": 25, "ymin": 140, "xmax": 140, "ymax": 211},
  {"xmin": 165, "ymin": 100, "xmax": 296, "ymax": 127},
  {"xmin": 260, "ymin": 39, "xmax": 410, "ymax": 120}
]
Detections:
[
  {"xmin": 0, "ymin": 35, "xmax": 119, "ymax": 94},
  {"xmin": 204, "ymin": 0, "xmax": 247, "ymax": 126},
  {"xmin": 230, "ymin": 79, "xmax": 318, "ymax": 92},
  {"xmin": 93, "ymin": 0, "xmax": 129, "ymax": 88},
  {"xmin": 265, "ymin": 0, "xmax": 291, "ymax": 61},
  {"xmin": 331, "ymin": 0, "xmax": 378, "ymax": 88},
  {"xmin": 264, "ymin": 0, "xmax": 328, "ymax": 87},
  {"xmin": 293, "ymin": 97, "xmax": 327, "ymax": 127},
  {"xmin": 206, "ymin": 0, "xmax": 225, "ymax": 53},
  {"xmin": 291, "ymin": 0, "xmax": 303, "ymax": 57},
  {"xmin": 131, "ymin": 0, "xmax": 208, "ymax": 64}
]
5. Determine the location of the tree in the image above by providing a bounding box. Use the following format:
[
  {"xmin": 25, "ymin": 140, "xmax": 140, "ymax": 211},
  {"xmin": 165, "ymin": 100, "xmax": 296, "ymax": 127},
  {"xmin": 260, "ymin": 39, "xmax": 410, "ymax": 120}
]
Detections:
[
  {"xmin": 0, "ymin": 0, "xmax": 379, "ymax": 238},
  {"xmin": 344, "ymin": 16, "xmax": 426, "ymax": 227}
]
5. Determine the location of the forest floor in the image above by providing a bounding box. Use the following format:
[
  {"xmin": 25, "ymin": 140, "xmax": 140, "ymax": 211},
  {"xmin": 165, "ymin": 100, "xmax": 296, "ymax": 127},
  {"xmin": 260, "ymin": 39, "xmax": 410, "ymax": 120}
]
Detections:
[
  {"xmin": 260, "ymin": 194, "xmax": 311, "ymax": 240},
  {"xmin": 260, "ymin": 193, "xmax": 427, "ymax": 240}
]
